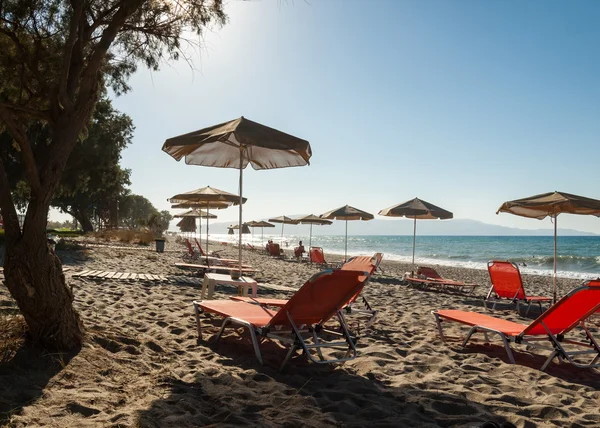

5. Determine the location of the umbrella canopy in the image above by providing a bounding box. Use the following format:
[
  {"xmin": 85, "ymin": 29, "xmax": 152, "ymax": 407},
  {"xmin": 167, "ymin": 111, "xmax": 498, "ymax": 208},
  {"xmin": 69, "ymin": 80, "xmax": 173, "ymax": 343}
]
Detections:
[
  {"xmin": 497, "ymin": 191, "xmax": 600, "ymax": 302},
  {"xmin": 379, "ymin": 198, "xmax": 453, "ymax": 268},
  {"xmin": 168, "ymin": 187, "xmax": 243, "ymax": 261},
  {"xmin": 320, "ymin": 205, "xmax": 374, "ymax": 261},
  {"xmin": 173, "ymin": 209, "xmax": 216, "ymax": 219},
  {"xmin": 229, "ymin": 223, "xmax": 252, "ymax": 234},
  {"xmin": 296, "ymin": 214, "xmax": 333, "ymax": 248},
  {"xmin": 176, "ymin": 217, "xmax": 197, "ymax": 233},
  {"xmin": 171, "ymin": 201, "xmax": 230, "ymax": 210},
  {"xmin": 247, "ymin": 220, "xmax": 275, "ymax": 246},
  {"xmin": 162, "ymin": 116, "xmax": 312, "ymax": 275},
  {"xmin": 268, "ymin": 216, "xmax": 300, "ymax": 246},
  {"xmin": 169, "ymin": 186, "xmax": 247, "ymax": 205}
]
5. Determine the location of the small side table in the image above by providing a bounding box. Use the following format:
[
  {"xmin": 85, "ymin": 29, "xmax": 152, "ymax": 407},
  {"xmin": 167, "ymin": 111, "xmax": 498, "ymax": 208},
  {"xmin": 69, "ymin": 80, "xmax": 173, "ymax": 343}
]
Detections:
[{"xmin": 200, "ymin": 273, "xmax": 258, "ymax": 300}]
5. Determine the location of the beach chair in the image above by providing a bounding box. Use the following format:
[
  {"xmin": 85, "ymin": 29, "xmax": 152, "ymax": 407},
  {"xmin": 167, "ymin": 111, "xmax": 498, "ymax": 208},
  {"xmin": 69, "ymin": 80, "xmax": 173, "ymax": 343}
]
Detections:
[
  {"xmin": 195, "ymin": 238, "xmax": 224, "ymax": 257},
  {"xmin": 309, "ymin": 247, "xmax": 337, "ymax": 268},
  {"xmin": 406, "ymin": 266, "xmax": 480, "ymax": 294},
  {"xmin": 231, "ymin": 253, "xmax": 383, "ymax": 328},
  {"xmin": 432, "ymin": 280, "xmax": 600, "ymax": 371},
  {"xmin": 267, "ymin": 242, "xmax": 284, "ymax": 258},
  {"xmin": 193, "ymin": 269, "xmax": 368, "ymax": 369},
  {"xmin": 485, "ymin": 261, "xmax": 552, "ymax": 315}
]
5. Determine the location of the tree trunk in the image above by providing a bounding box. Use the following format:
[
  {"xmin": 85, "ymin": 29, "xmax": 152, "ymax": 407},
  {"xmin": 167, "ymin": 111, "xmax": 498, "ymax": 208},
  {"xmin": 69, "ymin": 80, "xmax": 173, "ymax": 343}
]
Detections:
[
  {"xmin": 71, "ymin": 208, "xmax": 94, "ymax": 233},
  {"xmin": 3, "ymin": 218, "xmax": 83, "ymax": 350}
]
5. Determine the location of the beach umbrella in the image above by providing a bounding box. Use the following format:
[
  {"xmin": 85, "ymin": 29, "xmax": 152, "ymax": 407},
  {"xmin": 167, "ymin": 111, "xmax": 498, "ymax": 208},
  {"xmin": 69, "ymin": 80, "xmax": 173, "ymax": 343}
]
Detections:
[
  {"xmin": 162, "ymin": 117, "xmax": 312, "ymax": 276},
  {"xmin": 173, "ymin": 208, "xmax": 216, "ymax": 219},
  {"xmin": 268, "ymin": 216, "xmax": 300, "ymax": 246},
  {"xmin": 247, "ymin": 220, "xmax": 275, "ymax": 246},
  {"xmin": 169, "ymin": 186, "xmax": 245, "ymax": 262},
  {"xmin": 296, "ymin": 214, "xmax": 332, "ymax": 248},
  {"xmin": 320, "ymin": 205, "xmax": 374, "ymax": 261},
  {"xmin": 379, "ymin": 197, "xmax": 453, "ymax": 268},
  {"xmin": 173, "ymin": 208, "xmax": 217, "ymax": 240},
  {"xmin": 497, "ymin": 191, "xmax": 600, "ymax": 302}
]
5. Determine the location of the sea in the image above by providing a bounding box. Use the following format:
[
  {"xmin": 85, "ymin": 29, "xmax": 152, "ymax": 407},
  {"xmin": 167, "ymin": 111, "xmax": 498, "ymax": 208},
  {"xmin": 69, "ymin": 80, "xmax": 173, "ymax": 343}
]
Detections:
[{"xmin": 199, "ymin": 233, "xmax": 600, "ymax": 280}]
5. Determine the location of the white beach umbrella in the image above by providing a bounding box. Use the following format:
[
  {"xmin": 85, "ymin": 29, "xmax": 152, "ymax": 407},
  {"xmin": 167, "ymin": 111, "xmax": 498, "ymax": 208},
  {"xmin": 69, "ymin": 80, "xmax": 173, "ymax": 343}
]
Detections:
[
  {"xmin": 379, "ymin": 197, "xmax": 453, "ymax": 269},
  {"xmin": 162, "ymin": 117, "xmax": 312, "ymax": 276},
  {"xmin": 497, "ymin": 191, "xmax": 600, "ymax": 302},
  {"xmin": 320, "ymin": 205, "xmax": 374, "ymax": 262}
]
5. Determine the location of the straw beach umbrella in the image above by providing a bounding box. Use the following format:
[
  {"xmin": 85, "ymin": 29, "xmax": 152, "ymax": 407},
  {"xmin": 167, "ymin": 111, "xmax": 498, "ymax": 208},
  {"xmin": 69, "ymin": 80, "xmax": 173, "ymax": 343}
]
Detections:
[
  {"xmin": 169, "ymin": 186, "xmax": 244, "ymax": 262},
  {"xmin": 247, "ymin": 220, "xmax": 275, "ymax": 246},
  {"xmin": 162, "ymin": 117, "xmax": 312, "ymax": 276},
  {"xmin": 320, "ymin": 205, "xmax": 374, "ymax": 262},
  {"xmin": 268, "ymin": 216, "xmax": 299, "ymax": 246},
  {"xmin": 173, "ymin": 208, "xmax": 216, "ymax": 240},
  {"xmin": 296, "ymin": 214, "xmax": 332, "ymax": 248},
  {"xmin": 379, "ymin": 197, "xmax": 453, "ymax": 268},
  {"xmin": 497, "ymin": 191, "xmax": 600, "ymax": 302}
]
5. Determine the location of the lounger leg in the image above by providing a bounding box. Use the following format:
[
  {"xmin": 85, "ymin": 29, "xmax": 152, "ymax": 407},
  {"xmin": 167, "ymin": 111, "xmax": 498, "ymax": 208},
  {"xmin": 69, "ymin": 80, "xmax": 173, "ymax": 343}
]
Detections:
[
  {"xmin": 312, "ymin": 330, "xmax": 325, "ymax": 361},
  {"xmin": 247, "ymin": 326, "xmax": 264, "ymax": 365},
  {"xmin": 499, "ymin": 334, "xmax": 516, "ymax": 364},
  {"xmin": 433, "ymin": 313, "xmax": 446, "ymax": 341},
  {"xmin": 216, "ymin": 318, "xmax": 232, "ymax": 343},
  {"xmin": 193, "ymin": 301, "xmax": 203, "ymax": 340},
  {"xmin": 483, "ymin": 332, "xmax": 490, "ymax": 343},
  {"xmin": 280, "ymin": 343, "xmax": 299, "ymax": 370},
  {"xmin": 462, "ymin": 327, "xmax": 479, "ymax": 347},
  {"xmin": 525, "ymin": 302, "xmax": 532, "ymax": 316}
]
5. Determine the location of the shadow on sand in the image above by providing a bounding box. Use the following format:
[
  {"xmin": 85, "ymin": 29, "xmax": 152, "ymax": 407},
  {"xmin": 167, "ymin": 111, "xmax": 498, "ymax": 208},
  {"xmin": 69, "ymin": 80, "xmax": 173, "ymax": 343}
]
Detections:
[
  {"xmin": 0, "ymin": 345, "xmax": 80, "ymax": 425},
  {"xmin": 136, "ymin": 331, "xmax": 517, "ymax": 428}
]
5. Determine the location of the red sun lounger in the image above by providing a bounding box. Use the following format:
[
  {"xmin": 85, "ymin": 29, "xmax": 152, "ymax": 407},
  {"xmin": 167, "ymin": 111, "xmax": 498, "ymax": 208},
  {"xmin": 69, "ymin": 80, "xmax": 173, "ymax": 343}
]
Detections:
[
  {"xmin": 194, "ymin": 269, "xmax": 368, "ymax": 369},
  {"xmin": 230, "ymin": 253, "xmax": 383, "ymax": 328},
  {"xmin": 432, "ymin": 280, "xmax": 600, "ymax": 371},
  {"xmin": 485, "ymin": 260, "xmax": 552, "ymax": 315},
  {"xmin": 309, "ymin": 247, "xmax": 338, "ymax": 268},
  {"xmin": 406, "ymin": 266, "xmax": 480, "ymax": 294}
]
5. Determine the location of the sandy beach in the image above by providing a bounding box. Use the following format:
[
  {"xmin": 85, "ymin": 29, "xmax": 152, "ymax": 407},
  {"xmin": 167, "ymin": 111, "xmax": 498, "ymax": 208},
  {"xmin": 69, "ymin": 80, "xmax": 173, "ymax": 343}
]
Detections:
[{"xmin": 1, "ymin": 236, "xmax": 599, "ymax": 427}]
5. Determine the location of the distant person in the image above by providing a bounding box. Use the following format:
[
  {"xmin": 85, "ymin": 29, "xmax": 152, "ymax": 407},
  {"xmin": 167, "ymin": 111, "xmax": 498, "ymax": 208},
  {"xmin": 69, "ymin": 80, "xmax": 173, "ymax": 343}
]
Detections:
[{"xmin": 294, "ymin": 240, "xmax": 305, "ymax": 260}]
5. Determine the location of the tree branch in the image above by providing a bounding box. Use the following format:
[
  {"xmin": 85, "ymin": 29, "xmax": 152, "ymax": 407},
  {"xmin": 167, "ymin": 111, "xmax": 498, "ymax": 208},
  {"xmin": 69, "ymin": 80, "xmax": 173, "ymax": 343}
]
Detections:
[
  {"xmin": 0, "ymin": 107, "xmax": 42, "ymax": 195},
  {"xmin": 0, "ymin": 103, "xmax": 50, "ymax": 121},
  {"xmin": 57, "ymin": 1, "xmax": 85, "ymax": 112}
]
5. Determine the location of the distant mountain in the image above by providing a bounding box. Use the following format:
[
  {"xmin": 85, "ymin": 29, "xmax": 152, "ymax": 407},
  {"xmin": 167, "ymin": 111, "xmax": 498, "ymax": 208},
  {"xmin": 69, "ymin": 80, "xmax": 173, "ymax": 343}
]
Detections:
[{"xmin": 179, "ymin": 218, "xmax": 598, "ymax": 236}]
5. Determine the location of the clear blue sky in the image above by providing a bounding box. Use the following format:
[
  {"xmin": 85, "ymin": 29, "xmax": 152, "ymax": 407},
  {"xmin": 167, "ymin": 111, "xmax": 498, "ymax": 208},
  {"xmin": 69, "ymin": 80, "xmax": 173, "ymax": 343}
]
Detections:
[{"xmin": 54, "ymin": 0, "xmax": 600, "ymax": 233}]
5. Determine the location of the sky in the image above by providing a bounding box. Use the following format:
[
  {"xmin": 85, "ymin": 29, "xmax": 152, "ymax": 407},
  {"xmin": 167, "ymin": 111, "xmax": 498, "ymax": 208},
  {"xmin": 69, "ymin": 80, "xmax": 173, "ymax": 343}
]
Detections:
[{"xmin": 53, "ymin": 0, "xmax": 600, "ymax": 234}]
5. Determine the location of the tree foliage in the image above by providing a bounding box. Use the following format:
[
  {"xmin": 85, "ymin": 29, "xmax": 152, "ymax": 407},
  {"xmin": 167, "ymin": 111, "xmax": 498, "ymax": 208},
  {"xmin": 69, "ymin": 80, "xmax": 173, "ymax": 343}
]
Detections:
[
  {"xmin": 118, "ymin": 193, "xmax": 156, "ymax": 229},
  {"xmin": 0, "ymin": 0, "xmax": 227, "ymax": 350}
]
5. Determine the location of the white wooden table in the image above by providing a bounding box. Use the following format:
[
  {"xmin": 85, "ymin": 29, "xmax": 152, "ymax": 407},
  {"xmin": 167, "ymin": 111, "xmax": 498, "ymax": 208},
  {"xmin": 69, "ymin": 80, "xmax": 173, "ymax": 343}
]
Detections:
[{"xmin": 200, "ymin": 273, "xmax": 258, "ymax": 300}]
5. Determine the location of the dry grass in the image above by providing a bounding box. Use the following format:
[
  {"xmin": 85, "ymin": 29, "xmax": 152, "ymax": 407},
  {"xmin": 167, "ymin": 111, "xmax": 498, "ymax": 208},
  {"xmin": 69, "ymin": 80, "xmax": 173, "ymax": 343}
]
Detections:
[
  {"xmin": 0, "ymin": 315, "xmax": 27, "ymax": 363},
  {"xmin": 90, "ymin": 230, "xmax": 154, "ymax": 245}
]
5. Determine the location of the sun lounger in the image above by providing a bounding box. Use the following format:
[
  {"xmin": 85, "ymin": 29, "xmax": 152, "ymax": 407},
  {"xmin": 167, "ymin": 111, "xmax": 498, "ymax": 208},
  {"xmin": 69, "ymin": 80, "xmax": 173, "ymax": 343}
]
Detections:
[
  {"xmin": 184, "ymin": 239, "xmax": 245, "ymax": 267},
  {"xmin": 432, "ymin": 280, "xmax": 600, "ymax": 371},
  {"xmin": 266, "ymin": 242, "xmax": 284, "ymax": 258},
  {"xmin": 485, "ymin": 260, "xmax": 552, "ymax": 314},
  {"xmin": 230, "ymin": 253, "xmax": 383, "ymax": 328},
  {"xmin": 193, "ymin": 269, "xmax": 368, "ymax": 369},
  {"xmin": 309, "ymin": 247, "xmax": 338, "ymax": 268},
  {"xmin": 406, "ymin": 266, "xmax": 479, "ymax": 294},
  {"xmin": 194, "ymin": 238, "xmax": 224, "ymax": 257}
]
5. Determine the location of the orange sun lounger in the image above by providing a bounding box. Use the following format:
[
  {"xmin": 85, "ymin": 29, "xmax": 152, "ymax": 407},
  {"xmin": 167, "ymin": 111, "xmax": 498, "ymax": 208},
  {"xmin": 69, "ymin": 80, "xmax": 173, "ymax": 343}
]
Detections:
[
  {"xmin": 193, "ymin": 269, "xmax": 368, "ymax": 369},
  {"xmin": 432, "ymin": 280, "xmax": 600, "ymax": 371},
  {"xmin": 485, "ymin": 260, "xmax": 552, "ymax": 314},
  {"xmin": 406, "ymin": 266, "xmax": 480, "ymax": 294},
  {"xmin": 230, "ymin": 253, "xmax": 383, "ymax": 328}
]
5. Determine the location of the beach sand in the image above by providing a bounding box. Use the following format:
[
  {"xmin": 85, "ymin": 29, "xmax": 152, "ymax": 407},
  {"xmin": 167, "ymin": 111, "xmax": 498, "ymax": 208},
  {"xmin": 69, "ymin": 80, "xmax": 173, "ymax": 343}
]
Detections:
[{"xmin": 1, "ymin": 237, "xmax": 599, "ymax": 427}]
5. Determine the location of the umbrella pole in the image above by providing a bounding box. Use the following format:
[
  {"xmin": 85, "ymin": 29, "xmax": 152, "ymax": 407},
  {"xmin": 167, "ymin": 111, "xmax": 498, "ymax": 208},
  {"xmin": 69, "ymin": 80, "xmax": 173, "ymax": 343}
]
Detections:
[
  {"xmin": 345, "ymin": 219, "xmax": 348, "ymax": 262},
  {"xmin": 206, "ymin": 204, "xmax": 210, "ymax": 266},
  {"xmin": 281, "ymin": 223, "xmax": 285, "ymax": 246},
  {"xmin": 412, "ymin": 217, "xmax": 417, "ymax": 272},
  {"xmin": 238, "ymin": 149, "xmax": 243, "ymax": 276},
  {"xmin": 553, "ymin": 215, "xmax": 557, "ymax": 303},
  {"xmin": 309, "ymin": 223, "xmax": 313, "ymax": 248},
  {"xmin": 262, "ymin": 227, "xmax": 264, "ymax": 247}
]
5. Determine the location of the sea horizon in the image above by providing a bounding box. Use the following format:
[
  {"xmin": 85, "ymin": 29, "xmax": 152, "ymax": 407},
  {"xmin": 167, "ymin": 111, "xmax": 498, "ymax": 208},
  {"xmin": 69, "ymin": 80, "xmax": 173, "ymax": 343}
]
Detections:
[{"xmin": 193, "ymin": 233, "xmax": 600, "ymax": 281}]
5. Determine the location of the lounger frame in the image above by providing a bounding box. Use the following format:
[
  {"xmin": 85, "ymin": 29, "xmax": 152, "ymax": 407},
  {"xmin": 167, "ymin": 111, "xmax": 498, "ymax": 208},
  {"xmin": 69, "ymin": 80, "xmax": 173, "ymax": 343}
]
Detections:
[
  {"xmin": 433, "ymin": 284, "xmax": 600, "ymax": 371},
  {"xmin": 193, "ymin": 301, "xmax": 358, "ymax": 370}
]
